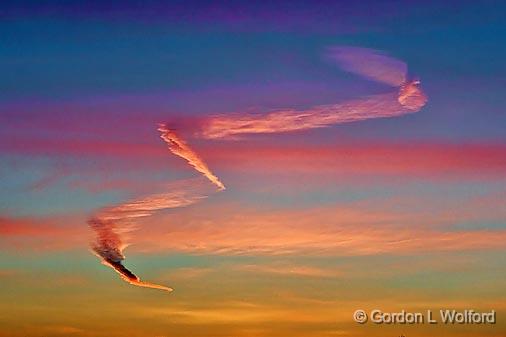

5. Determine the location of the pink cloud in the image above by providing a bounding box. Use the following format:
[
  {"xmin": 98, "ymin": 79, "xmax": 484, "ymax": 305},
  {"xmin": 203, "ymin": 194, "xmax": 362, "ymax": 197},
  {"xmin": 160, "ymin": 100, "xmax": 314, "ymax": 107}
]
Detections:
[
  {"xmin": 201, "ymin": 141, "xmax": 506, "ymax": 179},
  {"xmin": 5, "ymin": 137, "xmax": 506, "ymax": 181},
  {"xmin": 0, "ymin": 215, "xmax": 88, "ymax": 250},
  {"xmin": 0, "ymin": 138, "xmax": 167, "ymax": 159}
]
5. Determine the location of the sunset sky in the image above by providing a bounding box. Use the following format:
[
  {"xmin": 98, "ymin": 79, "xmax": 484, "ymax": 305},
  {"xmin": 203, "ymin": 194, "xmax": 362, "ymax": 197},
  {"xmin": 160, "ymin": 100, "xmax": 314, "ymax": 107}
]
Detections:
[{"xmin": 1, "ymin": 1, "xmax": 506, "ymax": 336}]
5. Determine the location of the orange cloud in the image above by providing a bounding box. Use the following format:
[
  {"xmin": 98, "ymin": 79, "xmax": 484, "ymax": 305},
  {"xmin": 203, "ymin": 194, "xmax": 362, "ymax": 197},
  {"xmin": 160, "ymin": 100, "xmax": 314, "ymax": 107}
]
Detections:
[
  {"xmin": 4, "ymin": 188, "xmax": 505, "ymax": 257},
  {"xmin": 132, "ymin": 201, "xmax": 506, "ymax": 256},
  {"xmin": 237, "ymin": 264, "xmax": 342, "ymax": 278}
]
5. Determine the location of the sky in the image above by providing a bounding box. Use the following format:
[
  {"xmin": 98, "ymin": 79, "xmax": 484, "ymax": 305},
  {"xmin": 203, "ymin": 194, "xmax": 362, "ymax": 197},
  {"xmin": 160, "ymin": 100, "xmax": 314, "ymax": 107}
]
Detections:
[{"xmin": 1, "ymin": 1, "xmax": 506, "ymax": 336}]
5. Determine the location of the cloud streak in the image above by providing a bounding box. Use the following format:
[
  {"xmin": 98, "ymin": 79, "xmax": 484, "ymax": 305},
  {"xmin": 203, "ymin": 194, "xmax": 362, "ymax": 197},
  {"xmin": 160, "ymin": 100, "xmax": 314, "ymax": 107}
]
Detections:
[
  {"xmin": 133, "ymin": 203, "xmax": 506, "ymax": 256},
  {"xmin": 200, "ymin": 142, "xmax": 506, "ymax": 180},
  {"xmin": 327, "ymin": 46, "xmax": 408, "ymax": 86}
]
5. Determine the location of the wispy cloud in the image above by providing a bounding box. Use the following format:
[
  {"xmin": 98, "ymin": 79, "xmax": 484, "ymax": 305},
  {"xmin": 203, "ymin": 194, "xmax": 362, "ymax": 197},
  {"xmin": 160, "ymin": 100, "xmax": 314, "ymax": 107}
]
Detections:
[
  {"xmin": 133, "ymin": 201, "xmax": 506, "ymax": 256},
  {"xmin": 327, "ymin": 46, "xmax": 408, "ymax": 87},
  {"xmin": 237, "ymin": 264, "xmax": 342, "ymax": 278}
]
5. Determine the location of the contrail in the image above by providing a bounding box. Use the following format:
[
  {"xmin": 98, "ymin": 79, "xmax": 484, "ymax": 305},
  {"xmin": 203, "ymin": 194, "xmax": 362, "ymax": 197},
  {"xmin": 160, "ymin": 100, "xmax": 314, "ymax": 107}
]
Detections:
[
  {"xmin": 89, "ymin": 46, "xmax": 427, "ymax": 291},
  {"xmin": 89, "ymin": 217, "xmax": 173, "ymax": 292},
  {"xmin": 158, "ymin": 124, "xmax": 225, "ymax": 190},
  {"xmin": 198, "ymin": 84, "xmax": 426, "ymax": 139},
  {"xmin": 198, "ymin": 47, "xmax": 426, "ymax": 139},
  {"xmin": 89, "ymin": 149, "xmax": 220, "ymax": 291}
]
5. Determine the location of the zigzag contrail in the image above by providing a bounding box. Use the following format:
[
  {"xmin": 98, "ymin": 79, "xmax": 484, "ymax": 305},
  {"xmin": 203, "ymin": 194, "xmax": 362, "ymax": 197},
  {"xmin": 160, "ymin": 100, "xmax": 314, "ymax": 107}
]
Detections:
[
  {"xmin": 89, "ymin": 131, "xmax": 222, "ymax": 292},
  {"xmin": 89, "ymin": 46, "xmax": 427, "ymax": 291}
]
